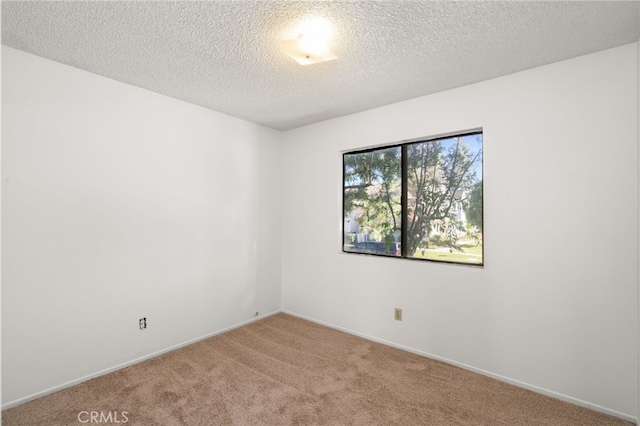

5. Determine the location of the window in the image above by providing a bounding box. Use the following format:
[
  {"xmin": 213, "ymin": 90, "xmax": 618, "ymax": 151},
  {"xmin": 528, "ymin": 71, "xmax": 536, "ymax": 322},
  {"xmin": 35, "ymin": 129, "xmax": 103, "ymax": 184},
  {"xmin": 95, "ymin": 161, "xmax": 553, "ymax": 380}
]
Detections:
[{"xmin": 343, "ymin": 131, "xmax": 483, "ymax": 265}]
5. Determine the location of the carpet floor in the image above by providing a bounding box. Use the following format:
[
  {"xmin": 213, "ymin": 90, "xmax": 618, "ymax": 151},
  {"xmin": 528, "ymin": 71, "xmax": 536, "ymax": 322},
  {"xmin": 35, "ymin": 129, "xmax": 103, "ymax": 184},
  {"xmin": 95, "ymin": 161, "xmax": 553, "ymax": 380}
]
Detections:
[{"xmin": 2, "ymin": 313, "xmax": 633, "ymax": 425}]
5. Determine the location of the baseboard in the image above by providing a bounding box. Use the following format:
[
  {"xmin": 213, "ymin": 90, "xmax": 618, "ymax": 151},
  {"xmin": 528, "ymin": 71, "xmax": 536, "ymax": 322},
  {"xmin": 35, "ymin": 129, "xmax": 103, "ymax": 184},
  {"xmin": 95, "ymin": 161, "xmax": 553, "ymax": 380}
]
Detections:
[
  {"xmin": 1, "ymin": 310, "xmax": 282, "ymax": 410},
  {"xmin": 282, "ymin": 309, "xmax": 637, "ymax": 424}
]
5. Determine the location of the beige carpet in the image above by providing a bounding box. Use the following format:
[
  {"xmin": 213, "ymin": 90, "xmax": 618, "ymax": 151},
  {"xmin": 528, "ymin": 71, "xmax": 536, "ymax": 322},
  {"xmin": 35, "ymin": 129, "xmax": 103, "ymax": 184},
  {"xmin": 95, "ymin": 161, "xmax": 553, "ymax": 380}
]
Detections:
[{"xmin": 2, "ymin": 313, "xmax": 632, "ymax": 425}]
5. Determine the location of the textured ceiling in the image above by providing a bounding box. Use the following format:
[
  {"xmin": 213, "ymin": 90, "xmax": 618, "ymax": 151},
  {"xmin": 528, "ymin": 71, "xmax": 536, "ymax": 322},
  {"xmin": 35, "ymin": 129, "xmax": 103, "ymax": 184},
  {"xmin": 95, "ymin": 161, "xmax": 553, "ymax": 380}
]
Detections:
[{"xmin": 2, "ymin": 1, "xmax": 639, "ymax": 131}]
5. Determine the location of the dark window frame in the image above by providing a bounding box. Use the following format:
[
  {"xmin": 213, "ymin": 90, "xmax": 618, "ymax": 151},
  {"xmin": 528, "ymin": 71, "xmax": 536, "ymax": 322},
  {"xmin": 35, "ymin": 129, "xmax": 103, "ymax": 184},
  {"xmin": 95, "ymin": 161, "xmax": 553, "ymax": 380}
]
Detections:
[{"xmin": 342, "ymin": 130, "xmax": 483, "ymax": 267}]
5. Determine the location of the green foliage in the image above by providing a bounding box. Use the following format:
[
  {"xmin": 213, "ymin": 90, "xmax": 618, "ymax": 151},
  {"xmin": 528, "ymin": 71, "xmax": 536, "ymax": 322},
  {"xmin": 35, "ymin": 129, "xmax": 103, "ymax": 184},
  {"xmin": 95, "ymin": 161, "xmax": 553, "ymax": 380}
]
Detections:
[
  {"xmin": 429, "ymin": 234, "xmax": 443, "ymax": 246},
  {"xmin": 405, "ymin": 138, "xmax": 482, "ymax": 255},
  {"xmin": 343, "ymin": 136, "xmax": 482, "ymax": 260},
  {"xmin": 344, "ymin": 147, "xmax": 401, "ymax": 239},
  {"xmin": 466, "ymin": 180, "xmax": 483, "ymax": 232},
  {"xmin": 383, "ymin": 233, "xmax": 396, "ymax": 252}
]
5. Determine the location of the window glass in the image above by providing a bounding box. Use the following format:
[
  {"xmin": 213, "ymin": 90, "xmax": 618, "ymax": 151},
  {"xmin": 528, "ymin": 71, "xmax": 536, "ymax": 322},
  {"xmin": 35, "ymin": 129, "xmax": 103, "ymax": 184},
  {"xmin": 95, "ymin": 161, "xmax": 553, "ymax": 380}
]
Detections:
[
  {"xmin": 406, "ymin": 134, "xmax": 483, "ymax": 264},
  {"xmin": 343, "ymin": 132, "xmax": 483, "ymax": 265},
  {"xmin": 343, "ymin": 146, "xmax": 401, "ymax": 257}
]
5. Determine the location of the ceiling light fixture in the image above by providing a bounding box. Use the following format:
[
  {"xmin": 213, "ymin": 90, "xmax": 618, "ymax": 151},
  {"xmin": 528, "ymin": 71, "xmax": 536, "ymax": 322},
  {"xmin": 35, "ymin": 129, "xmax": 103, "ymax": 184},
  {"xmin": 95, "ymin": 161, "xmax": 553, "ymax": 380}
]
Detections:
[{"xmin": 280, "ymin": 33, "xmax": 338, "ymax": 66}]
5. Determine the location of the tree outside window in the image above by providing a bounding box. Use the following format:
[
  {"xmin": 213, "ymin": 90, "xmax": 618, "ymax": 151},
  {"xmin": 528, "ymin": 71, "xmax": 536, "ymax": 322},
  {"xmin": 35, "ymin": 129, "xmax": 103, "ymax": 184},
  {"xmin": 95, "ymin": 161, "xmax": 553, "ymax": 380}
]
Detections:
[{"xmin": 343, "ymin": 132, "xmax": 483, "ymax": 265}]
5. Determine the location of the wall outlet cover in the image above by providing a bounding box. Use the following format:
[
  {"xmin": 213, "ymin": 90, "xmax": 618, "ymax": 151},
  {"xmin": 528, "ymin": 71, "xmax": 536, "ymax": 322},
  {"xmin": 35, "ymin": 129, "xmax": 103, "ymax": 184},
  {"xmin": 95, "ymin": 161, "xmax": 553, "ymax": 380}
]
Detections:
[{"xmin": 394, "ymin": 308, "xmax": 402, "ymax": 321}]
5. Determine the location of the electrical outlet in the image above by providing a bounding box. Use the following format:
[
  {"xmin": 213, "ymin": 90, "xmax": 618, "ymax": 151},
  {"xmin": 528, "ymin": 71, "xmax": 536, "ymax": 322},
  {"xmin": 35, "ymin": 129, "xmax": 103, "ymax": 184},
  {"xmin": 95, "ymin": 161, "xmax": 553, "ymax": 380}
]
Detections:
[
  {"xmin": 139, "ymin": 317, "xmax": 147, "ymax": 330},
  {"xmin": 394, "ymin": 308, "xmax": 402, "ymax": 321}
]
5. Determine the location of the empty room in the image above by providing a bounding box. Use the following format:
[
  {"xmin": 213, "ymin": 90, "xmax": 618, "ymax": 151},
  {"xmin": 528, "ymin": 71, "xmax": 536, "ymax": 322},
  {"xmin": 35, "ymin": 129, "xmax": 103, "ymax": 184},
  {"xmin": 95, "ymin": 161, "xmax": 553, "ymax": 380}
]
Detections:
[{"xmin": 2, "ymin": 1, "xmax": 639, "ymax": 425}]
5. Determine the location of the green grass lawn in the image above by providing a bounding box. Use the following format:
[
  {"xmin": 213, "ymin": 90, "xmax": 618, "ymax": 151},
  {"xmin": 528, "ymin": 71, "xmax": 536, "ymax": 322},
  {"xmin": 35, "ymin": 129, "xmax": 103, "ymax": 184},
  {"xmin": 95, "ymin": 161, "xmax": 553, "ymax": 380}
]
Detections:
[{"xmin": 412, "ymin": 240, "xmax": 483, "ymax": 264}]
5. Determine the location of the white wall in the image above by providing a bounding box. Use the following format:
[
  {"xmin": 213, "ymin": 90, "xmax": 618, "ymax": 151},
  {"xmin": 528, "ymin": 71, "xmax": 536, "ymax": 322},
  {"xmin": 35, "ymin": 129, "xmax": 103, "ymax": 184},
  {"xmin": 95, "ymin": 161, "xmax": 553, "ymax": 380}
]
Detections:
[
  {"xmin": 281, "ymin": 43, "xmax": 639, "ymax": 419},
  {"xmin": 1, "ymin": 46, "xmax": 282, "ymax": 406}
]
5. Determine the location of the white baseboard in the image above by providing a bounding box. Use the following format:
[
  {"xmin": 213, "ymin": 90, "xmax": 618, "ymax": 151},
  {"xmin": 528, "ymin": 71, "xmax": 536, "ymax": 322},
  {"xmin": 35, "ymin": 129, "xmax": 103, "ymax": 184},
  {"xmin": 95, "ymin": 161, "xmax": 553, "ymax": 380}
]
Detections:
[
  {"xmin": 282, "ymin": 309, "xmax": 637, "ymax": 424},
  {"xmin": 5, "ymin": 308, "xmax": 637, "ymax": 424},
  {"xmin": 1, "ymin": 310, "xmax": 281, "ymax": 410}
]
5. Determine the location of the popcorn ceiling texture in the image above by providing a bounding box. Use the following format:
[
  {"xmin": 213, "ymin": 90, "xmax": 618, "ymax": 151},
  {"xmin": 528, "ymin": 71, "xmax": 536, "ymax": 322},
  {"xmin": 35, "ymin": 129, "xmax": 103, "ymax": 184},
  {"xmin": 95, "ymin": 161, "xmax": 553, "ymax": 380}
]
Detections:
[{"xmin": 2, "ymin": 1, "xmax": 638, "ymax": 131}]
